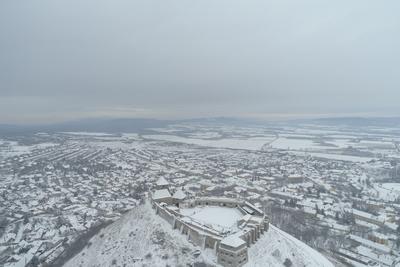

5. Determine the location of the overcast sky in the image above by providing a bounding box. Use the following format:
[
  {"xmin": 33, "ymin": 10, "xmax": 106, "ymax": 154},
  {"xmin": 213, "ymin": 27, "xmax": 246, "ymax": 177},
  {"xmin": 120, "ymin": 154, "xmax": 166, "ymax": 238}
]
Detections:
[{"xmin": 0, "ymin": 0, "xmax": 399, "ymax": 124}]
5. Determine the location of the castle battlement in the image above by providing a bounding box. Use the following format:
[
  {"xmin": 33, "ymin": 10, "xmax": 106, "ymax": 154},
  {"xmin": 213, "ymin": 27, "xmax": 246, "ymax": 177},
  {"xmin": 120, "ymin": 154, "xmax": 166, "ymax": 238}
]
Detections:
[{"xmin": 150, "ymin": 181, "xmax": 269, "ymax": 267}]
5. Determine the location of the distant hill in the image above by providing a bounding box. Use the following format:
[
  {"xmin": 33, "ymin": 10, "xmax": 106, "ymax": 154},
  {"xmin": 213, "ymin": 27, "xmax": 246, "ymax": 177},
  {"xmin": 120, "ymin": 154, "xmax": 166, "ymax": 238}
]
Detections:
[
  {"xmin": 1, "ymin": 116, "xmax": 399, "ymax": 136},
  {"xmin": 0, "ymin": 117, "xmax": 269, "ymax": 135},
  {"xmin": 0, "ymin": 118, "xmax": 173, "ymax": 135},
  {"xmin": 63, "ymin": 202, "xmax": 334, "ymax": 267},
  {"xmin": 309, "ymin": 117, "xmax": 400, "ymax": 127}
]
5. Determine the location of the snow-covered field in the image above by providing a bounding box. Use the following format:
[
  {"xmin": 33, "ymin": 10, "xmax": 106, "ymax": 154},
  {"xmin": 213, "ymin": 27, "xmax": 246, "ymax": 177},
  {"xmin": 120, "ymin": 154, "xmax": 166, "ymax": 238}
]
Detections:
[
  {"xmin": 373, "ymin": 183, "xmax": 400, "ymax": 201},
  {"xmin": 180, "ymin": 206, "xmax": 242, "ymax": 230},
  {"xmin": 188, "ymin": 131, "xmax": 222, "ymax": 139},
  {"xmin": 303, "ymin": 152, "xmax": 374, "ymax": 163},
  {"xmin": 382, "ymin": 183, "xmax": 400, "ymax": 191},
  {"xmin": 61, "ymin": 132, "xmax": 114, "ymax": 136},
  {"xmin": 269, "ymin": 137, "xmax": 326, "ymax": 151},
  {"xmin": 144, "ymin": 134, "xmax": 275, "ymax": 150},
  {"xmin": 0, "ymin": 140, "xmax": 58, "ymax": 159}
]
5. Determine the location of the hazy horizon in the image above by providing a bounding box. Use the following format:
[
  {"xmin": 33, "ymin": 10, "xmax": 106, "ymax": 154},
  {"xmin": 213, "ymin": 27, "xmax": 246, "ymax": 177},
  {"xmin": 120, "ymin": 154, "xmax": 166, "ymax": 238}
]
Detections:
[
  {"xmin": 1, "ymin": 2, "xmax": 400, "ymax": 263},
  {"xmin": 1, "ymin": 0, "xmax": 400, "ymax": 124}
]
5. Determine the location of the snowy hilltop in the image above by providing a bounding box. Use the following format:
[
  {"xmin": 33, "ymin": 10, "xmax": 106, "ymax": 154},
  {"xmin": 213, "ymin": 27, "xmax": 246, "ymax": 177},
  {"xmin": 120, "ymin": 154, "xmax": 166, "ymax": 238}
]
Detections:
[
  {"xmin": 64, "ymin": 202, "xmax": 334, "ymax": 267},
  {"xmin": 248, "ymin": 225, "xmax": 334, "ymax": 267}
]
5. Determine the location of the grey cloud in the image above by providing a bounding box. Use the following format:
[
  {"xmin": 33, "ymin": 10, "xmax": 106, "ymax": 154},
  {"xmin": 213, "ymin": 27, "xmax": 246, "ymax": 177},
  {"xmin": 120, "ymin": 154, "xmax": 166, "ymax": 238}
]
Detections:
[{"xmin": 0, "ymin": 0, "xmax": 399, "ymax": 123}]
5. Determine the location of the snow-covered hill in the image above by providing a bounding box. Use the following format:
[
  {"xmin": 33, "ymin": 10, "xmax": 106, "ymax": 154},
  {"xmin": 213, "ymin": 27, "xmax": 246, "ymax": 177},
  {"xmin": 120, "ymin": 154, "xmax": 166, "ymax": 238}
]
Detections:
[
  {"xmin": 64, "ymin": 202, "xmax": 216, "ymax": 267},
  {"xmin": 247, "ymin": 225, "xmax": 334, "ymax": 267},
  {"xmin": 64, "ymin": 202, "xmax": 334, "ymax": 267}
]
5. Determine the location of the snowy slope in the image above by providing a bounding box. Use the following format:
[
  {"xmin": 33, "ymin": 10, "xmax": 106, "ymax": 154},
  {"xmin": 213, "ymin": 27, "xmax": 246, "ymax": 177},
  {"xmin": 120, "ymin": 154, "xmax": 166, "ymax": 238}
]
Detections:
[
  {"xmin": 247, "ymin": 225, "xmax": 334, "ymax": 267},
  {"xmin": 64, "ymin": 201, "xmax": 217, "ymax": 267},
  {"xmin": 64, "ymin": 202, "xmax": 334, "ymax": 267}
]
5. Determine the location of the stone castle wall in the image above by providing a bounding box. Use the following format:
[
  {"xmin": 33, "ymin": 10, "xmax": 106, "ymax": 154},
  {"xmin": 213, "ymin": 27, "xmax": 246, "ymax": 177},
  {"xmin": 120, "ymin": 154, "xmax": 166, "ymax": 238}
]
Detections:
[{"xmin": 151, "ymin": 197, "xmax": 269, "ymax": 267}]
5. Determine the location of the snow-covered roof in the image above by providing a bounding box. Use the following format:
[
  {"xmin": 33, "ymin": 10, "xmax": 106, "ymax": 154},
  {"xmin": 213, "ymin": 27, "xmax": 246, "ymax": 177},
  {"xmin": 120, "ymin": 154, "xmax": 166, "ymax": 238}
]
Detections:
[
  {"xmin": 153, "ymin": 189, "xmax": 171, "ymax": 200},
  {"xmin": 220, "ymin": 234, "xmax": 246, "ymax": 248},
  {"xmin": 241, "ymin": 214, "xmax": 252, "ymax": 222},
  {"xmin": 242, "ymin": 206, "xmax": 255, "ymax": 215},
  {"xmin": 349, "ymin": 234, "xmax": 391, "ymax": 253},
  {"xmin": 244, "ymin": 201, "xmax": 263, "ymax": 214},
  {"xmin": 172, "ymin": 189, "xmax": 186, "ymax": 200},
  {"xmin": 351, "ymin": 209, "xmax": 384, "ymax": 223},
  {"xmin": 156, "ymin": 177, "xmax": 169, "ymax": 186},
  {"xmin": 249, "ymin": 216, "xmax": 264, "ymax": 224}
]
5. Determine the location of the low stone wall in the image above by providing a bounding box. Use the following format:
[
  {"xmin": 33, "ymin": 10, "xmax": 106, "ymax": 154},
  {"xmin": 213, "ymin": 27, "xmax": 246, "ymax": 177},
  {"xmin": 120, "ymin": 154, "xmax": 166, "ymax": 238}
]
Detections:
[
  {"xmin": 193, "ymin": 197, "xmax": 243, "ymax": 209},
  {"xmin": 153, "ymin": 202, "xmax": 175, "ymax": 226}
]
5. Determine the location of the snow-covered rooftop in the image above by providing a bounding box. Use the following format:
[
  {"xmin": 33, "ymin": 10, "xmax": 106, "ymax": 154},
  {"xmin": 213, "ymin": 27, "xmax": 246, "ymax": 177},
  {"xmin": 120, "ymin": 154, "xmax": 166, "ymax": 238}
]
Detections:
[
  {"xmin": 220, "ymin": 233, "xmax": 246, "ymax": 248},
  {"xmin": 172, "ymin": 189, "xmax": 186, "ymax": 200},
  {"xmin": 153, "ymin": 189, "xmax": 171, "ymax": 200},
  {"xmin": 244, "ymin": 201, "xmax": 263, "ymax": 214},
  {"xmin": 156, "ymin": 177, "xmax": 169, "ymax": 186}
]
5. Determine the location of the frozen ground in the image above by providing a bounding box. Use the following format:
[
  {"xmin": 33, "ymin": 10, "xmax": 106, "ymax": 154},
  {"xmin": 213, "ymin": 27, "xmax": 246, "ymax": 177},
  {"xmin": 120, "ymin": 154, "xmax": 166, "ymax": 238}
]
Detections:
[
  {"xmin": 301, "ymin": 152, "xmax": 374, "ymax": 162},
  {"xmin": 381, "ymin": 183, "xmax": 400, "ymax": 191},
  {"xmin": 144, "ymin": 134, "xmax": 275, "ymax": 150},
  {"xmin": 64, "ymin": 201, "xmax": 217, "ymax": 267},
  {"xmin": 247, "ymin": 225, "xmax": 334, "ymax": 267},
  {"xmin": 0, "ymin": 140, "xmax": 58, "ymax": 159},
  {"xmin": 180, "ymin": 206, "xmax": 243, "ymax": 230},
  {"xmin": 269, "ymin": 137, "xmax": 326, "ymax": 151},
  {"xmin": 372, "ymin": 183, "xmax": 400, "ymax": 201},
  {"xmin": 61, "ymin": 132, "xmax": 114, "ymax": 136}
]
